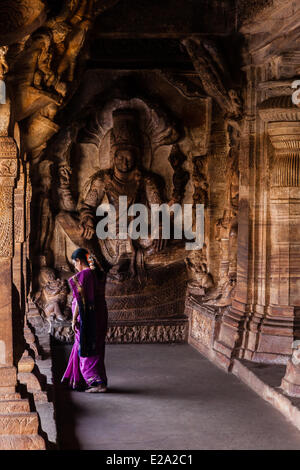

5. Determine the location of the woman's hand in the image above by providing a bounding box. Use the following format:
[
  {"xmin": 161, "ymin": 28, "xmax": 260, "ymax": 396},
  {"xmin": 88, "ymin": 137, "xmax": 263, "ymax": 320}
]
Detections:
[
  {"xmin": 71, "ymin": 319, "xmax": 78, "ymax": 333},
  {"xmin": 72, "ymin": 302, "xmax": 79, "ymax": 332}
]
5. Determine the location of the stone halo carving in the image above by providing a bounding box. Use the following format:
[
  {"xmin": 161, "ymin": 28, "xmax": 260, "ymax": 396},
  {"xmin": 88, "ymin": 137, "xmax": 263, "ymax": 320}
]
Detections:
[{"xmin": 81, "ymin": 96, "xmax": 181, "ymax": 170}]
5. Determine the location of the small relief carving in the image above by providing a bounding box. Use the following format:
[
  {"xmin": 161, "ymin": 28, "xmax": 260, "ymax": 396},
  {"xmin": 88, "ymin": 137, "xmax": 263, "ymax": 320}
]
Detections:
[
  {"xmin": 186, "ymin": 244, "xmax": 214, "ymax": 295},
  {"xmin": 33, "ymin": 267, "xmax": 71, "ymax": 331},
  {"xmin": 192, "ymin": 155, "xmax": 208, "ymax": 206},
  {"xmin": 106, "ymin": 323, "xmax": 187, "ymax": 343},
  {"xmin": 32, "ymin": 160, "xmax": 54, "ymax": 264},
  {"xmin": 168, "ymin": 144, "xmax": 189, "ymax": 204},
  {"xmin": 0, "ymin": 46, "xmax": 8, "ymax": 80},
  {"xmin": 0, "ymin": 159, "xmax": 17, "ymax": 177},
  {"xmin": 191, "ymin": 310, "xmax": 213, "ymax": 348},
  {"xmin": 203, "ymin": 120, "xmax": 240, "ymax": 306}
]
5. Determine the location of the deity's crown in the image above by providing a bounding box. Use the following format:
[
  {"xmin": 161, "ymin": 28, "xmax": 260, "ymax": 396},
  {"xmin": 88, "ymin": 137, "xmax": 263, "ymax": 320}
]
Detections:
[{"xmin": 111, "ymin": 108, "xmax": 141, "ymax": 151}]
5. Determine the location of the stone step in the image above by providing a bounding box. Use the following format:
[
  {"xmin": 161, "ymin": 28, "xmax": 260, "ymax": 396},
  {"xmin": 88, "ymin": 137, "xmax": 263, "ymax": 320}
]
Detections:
[
  {"xmin": 0, "ymin": 400, "xmax": 30, "ymax": 414},
  {"xmin": 0, "ymin": 393, "xmax": 21, "ymax": 400},
  {"xmin": 0, "ymin": 386, "xmax": 17, "ymax": 395},
  {"xmin": 0, "ymin": 434, "xmax": 45, "ymax": 450},
  {"xmin": 0, "ymin": 412, "xmax": 39, "ymax": 435}
]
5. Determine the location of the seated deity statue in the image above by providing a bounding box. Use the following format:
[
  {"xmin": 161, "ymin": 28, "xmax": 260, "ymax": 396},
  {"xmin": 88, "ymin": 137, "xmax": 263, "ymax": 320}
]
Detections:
[{"xmin": 57, "ymin": 108, "xmax": 169, "ymax": 281}]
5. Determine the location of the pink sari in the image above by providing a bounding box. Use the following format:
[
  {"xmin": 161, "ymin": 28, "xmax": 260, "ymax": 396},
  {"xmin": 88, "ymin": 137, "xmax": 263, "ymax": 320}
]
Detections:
[{"xmin": 62, "ymin": 268, "xmax": 108, "ymax": 389}]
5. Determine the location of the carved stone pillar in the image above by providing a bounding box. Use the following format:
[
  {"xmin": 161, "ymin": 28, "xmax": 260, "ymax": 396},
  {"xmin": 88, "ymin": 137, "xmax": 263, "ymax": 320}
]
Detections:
[
  {"xmin": 257, "ymin": 96, "xmax": 300, "ymax": 361},
  {"xmin": 0, "ymin": 54, "xmax": 45, "ymax": 449},
  {"xmin": 212, "ymin": 116, "xmax": 250, "ymax": 370},
  {"xmin": 0, "ymin": 99, "xmax": 19, "ymax": 390}
]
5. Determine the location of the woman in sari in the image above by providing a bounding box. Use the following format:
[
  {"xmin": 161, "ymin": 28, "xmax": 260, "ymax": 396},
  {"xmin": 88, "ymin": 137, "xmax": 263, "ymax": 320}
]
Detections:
[{"xmin": 62, "ymin": 248, "xmax": 108, "ymax": 393}]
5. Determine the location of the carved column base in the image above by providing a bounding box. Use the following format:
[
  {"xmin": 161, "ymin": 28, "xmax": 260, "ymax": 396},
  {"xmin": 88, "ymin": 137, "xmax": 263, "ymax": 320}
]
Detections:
[
  {"xmin": 212, "ymin": 299, "xmax": 250, "ymax": 370},
  {"xmin": 243, "ymin": 305, "xmax": 300, "ymax": 364},
  {"xmin": 281, "ymin": 376, "xmax": 300, "ymax": 397},
  {"xmin": 280, "ymin": 343, "xmax": 300, "ymax": 397},
  {"xmin": 185, "ymin": 295, "xmax": 222, "ymax": 362}
]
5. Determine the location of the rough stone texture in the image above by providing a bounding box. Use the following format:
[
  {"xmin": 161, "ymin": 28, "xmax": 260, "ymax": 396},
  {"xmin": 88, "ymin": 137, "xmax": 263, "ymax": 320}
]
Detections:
[
  {"xmin": 0, "ymin": 413, "xmax": 39, "ymax": 435},
  {"xmin": 0, "ymin": 435, "xmax": 45, "ymax": 450},
  {"xmin": 0, "ymin": 400, "xmax": 30, "ymax": 414}
]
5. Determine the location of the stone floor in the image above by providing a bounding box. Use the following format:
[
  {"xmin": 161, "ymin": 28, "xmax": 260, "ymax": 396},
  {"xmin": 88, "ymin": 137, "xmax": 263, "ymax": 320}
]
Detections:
[{"xmin": 52, "ymin": 343, "xmax": 300, "ymax": 450}]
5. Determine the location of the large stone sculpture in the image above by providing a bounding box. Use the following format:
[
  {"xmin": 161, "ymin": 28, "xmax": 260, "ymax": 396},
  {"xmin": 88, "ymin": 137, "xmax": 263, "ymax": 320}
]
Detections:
[
  {"xmin": 207, "ymin": 119, "xmax": 240, "ymax": 306},
  {"xmin": 183, "ymin": 36, "xmax": 242, "ymax": 307},
  {"xmin": 185, "ymin": 154, "xmax": 213, "ymax": 295},
  {"xmin": 54, "ymin": 101, "xmax": 187, "ymax": 274},
  {"xmin": 78, "ymin": 108, "xmax": 168, "ymax": 280},
  {"xmin": 7, "ymin": 0, "xmax": 95, "ymax": 159},
  {"xmin": 29, "ymin": 94, "xmax": 192, "ymax": 342}
]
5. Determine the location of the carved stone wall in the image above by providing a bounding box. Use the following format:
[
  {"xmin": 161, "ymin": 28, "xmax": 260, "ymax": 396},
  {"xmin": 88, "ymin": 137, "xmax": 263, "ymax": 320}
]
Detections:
[
  {"xmin": 5, "ymin": 0, "xmax": 300, "ymax": 445},
  {"xmin": 212, "ymin": 3, "xmax": 300, "ymax": 372}
]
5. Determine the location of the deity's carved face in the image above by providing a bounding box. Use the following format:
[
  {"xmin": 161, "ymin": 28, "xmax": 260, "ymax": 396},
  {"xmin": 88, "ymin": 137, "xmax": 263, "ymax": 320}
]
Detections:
[{"xmin": 114, "ymin": 148, "xmax": 137, "ymax": 173}]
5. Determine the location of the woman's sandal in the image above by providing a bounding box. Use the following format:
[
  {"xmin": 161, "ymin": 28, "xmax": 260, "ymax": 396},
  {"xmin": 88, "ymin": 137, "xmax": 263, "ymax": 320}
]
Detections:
[{"xmin": 85, "ymin": 384, "xmax": 107, "ymax": 393}]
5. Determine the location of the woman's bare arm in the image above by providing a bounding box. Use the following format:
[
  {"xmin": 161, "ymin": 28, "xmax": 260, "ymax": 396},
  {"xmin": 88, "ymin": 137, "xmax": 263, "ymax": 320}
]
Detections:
[{"xmin": 72, "ymin": 302, "xmax": 79, "ymax": 332}]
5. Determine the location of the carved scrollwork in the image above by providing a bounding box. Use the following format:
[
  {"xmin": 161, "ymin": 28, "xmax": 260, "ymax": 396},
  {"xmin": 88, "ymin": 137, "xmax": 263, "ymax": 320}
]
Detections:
[
  {"xmin": 0, "ymin": 186, "xmax": 13, "ymax": 257},
  {"xmin": 182, "ymin": 37, "xmax": 242, "ymax": 120}
]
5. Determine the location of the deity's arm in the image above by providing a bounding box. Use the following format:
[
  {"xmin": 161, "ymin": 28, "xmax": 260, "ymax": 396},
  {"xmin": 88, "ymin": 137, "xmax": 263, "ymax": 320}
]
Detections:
[
  {"xmin": 78, "ymin": 175, "xmax": 106, "ymax": 225},
  {"xmin": 144, "ymin": 174, "xmax": 163, "ymax": 206},
  {"xmin": 56, "ymin": 166, "xmax": 77, "ymax": 212},
  {"xmin": 144, "ymin": 174, "xmax": 167, "ymax": 251},
  {"xmin": 57, "ymin": 186, "xmax": 77, "ymax": 212}
]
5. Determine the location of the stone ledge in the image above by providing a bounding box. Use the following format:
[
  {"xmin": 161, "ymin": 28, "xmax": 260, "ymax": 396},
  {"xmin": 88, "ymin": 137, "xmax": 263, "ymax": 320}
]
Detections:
[
  {"xmin": 0, "ymin": 393, "xmax": 21, "ymax": 401},
  {"xmin": 0, "ymin": 400, "xmax": 30, "ymax": 413},
  {"xmin": 0, "ymin": 434, "xmax": 45, "ymax": 450},
  {"xmin": 0, "ymin": 412, "xmax": 40, "ymax": 435},
  {"xmin": 231, "ymin": 359, "xmax": 300, "ymax": 432}
]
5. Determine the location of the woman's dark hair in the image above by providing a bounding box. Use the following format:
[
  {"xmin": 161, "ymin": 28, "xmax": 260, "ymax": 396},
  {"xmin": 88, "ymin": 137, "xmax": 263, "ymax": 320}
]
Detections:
[
  {"xmin": 71, "ymin": 248, "xmax": 105, "ymax": 281},
  {"xmin": 71, "ymin": 248, "xmax": 89, "ymax": 265}
]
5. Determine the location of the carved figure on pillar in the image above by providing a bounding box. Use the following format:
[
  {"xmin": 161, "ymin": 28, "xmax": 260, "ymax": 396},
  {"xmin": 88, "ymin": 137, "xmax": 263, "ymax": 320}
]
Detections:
[{"xmin": 182, "ymin": 36, "xmax": 242, "ymax": 308}]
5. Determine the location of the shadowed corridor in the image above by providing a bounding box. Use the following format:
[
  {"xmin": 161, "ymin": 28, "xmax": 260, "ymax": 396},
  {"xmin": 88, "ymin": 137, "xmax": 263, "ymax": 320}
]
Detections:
[{"xmin": 52, "ymin": 343, "xmax": 300, "ymax": 450}]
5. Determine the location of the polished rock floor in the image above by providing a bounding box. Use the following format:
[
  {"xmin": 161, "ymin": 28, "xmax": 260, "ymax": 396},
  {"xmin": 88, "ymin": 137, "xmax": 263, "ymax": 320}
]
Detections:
[{"xmin": 52, "ymin": 343, "xmax": 300, "ymax": 450}]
